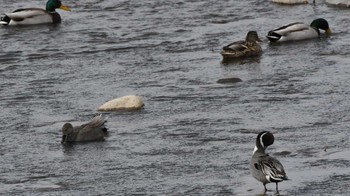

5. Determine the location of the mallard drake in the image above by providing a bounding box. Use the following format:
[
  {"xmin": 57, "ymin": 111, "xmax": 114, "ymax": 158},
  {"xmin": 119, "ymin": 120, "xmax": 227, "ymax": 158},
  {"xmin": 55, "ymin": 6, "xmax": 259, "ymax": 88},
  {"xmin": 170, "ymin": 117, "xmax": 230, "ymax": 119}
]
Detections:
[
  {"xmin": 221, "ymin": 31, "xmax": 262, "ymax": 60},
  {"xmin": 267, "ymin": 18, "xmax": 331, "ymax": 42},
  {"xmin": 250, "ymin": 131, "xmax": 288, "ymax": 194},
  {"xmin": 61, "ymin": 115, "xmax": 108, "ymax": 144},
  {"xmin": 0, "ymin": 0, "xmax": 70, "ymax": 26}
]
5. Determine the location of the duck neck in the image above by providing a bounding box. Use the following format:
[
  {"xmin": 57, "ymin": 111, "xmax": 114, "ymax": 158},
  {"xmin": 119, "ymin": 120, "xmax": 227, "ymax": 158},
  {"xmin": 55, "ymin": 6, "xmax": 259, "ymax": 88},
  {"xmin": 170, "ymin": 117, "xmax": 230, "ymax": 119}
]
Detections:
[
  {"xmin": 246, "ymin": 41, "xmax": 256, "ymax": 47},
  {"xmin": 253, "ymin": 136, "xmax": 267, "ymax": 154},
  {"xmin": 311, "ymin": 27, "xmax": 321, "ymax": 36},
  {"xmin": 253, "ymin": 145, "xmax": 266, "ymax": 155}
]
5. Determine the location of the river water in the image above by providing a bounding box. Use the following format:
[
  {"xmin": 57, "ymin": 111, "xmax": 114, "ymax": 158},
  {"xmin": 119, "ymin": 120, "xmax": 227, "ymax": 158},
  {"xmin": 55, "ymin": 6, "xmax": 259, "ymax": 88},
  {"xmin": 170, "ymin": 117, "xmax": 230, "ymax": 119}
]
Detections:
[{"xmin": 0, "ymin": 0, "xmax": 349, "ymax": 195}]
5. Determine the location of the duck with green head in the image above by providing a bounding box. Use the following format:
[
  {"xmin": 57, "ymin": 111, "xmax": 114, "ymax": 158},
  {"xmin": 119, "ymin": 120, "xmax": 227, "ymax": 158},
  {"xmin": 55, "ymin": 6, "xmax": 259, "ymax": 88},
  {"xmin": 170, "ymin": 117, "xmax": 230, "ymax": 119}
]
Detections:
[
  {"xmin": 267, "ymin": 18, "xmax": 331, "ymax": 42},
  {"xmin": 0, "ymin": 0, "xmax": 70, "ymax": 26}
]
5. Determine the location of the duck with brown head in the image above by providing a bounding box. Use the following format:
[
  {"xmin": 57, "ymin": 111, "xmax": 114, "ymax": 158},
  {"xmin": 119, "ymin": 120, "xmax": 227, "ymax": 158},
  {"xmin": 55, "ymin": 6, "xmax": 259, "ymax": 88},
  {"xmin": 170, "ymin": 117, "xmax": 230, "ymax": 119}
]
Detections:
[
  {"xmin": 61, "ymin": 115, "xmax": 108, "ymax": 144},
  {"xmin": 221, "ymin": 31, "xmax": 262, "ymax": 60}
]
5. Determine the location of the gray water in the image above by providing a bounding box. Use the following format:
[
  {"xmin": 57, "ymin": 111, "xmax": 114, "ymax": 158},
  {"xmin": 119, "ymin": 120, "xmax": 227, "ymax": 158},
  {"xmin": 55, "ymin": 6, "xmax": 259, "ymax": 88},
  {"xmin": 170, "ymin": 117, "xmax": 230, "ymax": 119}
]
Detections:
[{"xmin": 1, "ymin": 0, "xmax": 350, "ymax": 195}]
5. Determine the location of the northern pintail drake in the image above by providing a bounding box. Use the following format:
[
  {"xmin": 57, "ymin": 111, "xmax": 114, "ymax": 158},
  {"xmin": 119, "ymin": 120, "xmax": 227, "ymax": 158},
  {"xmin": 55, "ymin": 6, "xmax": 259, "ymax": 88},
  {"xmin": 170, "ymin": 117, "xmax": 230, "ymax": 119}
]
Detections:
[
  {"xmin": 221, "ymin": 31, "xmax": 262, "ymax": 60},
  {"xmin": 267, "ymin": 18, "xmax": 331, "ymax": 42},
  {"xmin": 250, "ymin": 131, "xmax": 288, "ymax": 193},
  {"xmin": 0, "ymin": 0, "xmax": 70, "ymax": 26},
  {"xmin": 61, "ymin": 115, "xmax": 108, "ymax": 144}
]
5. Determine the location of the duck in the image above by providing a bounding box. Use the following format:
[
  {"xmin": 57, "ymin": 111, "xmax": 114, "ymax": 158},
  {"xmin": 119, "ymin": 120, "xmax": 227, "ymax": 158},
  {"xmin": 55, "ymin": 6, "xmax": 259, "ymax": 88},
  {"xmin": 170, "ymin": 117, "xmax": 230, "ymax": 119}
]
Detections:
[
  {"xmin": 267, "ymin": 18, "xmax": 331, "ymax": 42},
  {"xmin": 250, "ymin": 131, "xmax": 288, "ymax": 194},
  {"xmin": 0, "ymin": 0, "xmax": 70, "ymax": 26},
  {"xmin": 61, "ymin": 115, "xmax": 108, "ymax": 144},
  {"xmin": 220, "ymin": 31, "xmax": 262, "ymax": 60}
]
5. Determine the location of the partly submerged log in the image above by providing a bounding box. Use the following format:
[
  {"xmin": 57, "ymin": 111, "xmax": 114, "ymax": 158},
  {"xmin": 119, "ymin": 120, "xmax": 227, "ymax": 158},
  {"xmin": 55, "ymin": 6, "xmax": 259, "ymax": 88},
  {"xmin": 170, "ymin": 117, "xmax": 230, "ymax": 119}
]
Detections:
[{"xmin": 217, "ymin": 77, "xmax": 243, "ymax": 84}]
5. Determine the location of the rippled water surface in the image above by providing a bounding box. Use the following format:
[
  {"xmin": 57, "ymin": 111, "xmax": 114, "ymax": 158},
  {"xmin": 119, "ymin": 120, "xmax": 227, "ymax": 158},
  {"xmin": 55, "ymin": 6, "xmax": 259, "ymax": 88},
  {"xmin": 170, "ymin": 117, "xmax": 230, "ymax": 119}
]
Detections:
[{"xmin": 1, "ymin": 0, "xmax": 350, "ymax": 195}]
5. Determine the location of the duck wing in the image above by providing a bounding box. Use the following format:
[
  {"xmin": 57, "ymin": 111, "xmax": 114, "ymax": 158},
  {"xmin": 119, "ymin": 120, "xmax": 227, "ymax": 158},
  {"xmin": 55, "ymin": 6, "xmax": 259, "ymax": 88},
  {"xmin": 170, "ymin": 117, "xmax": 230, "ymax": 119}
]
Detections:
[
  {"xmin": 267, "ymin": 22, "xmax": 313, "ymax": 42},
  {"xmin": 88, "ymin": 115, "xmax": 107, "ymax": 127},
  {"xmin": 79, "ymin": 115, "xmax": 108, "ymax": 138},
  {"xmin": 254, "ymin": 154, "xmax": 288, "ymax": 182},
  {"xmin": 269, "ymin": 22, "xmax": 309, "ymax": 35},
  {"xmin": 5, "ymin": 8, "xmax": 48, "ymax": 21},
  {"xmin": 222, "ymin": 40, "xmax": 248, "ymax": 52}
]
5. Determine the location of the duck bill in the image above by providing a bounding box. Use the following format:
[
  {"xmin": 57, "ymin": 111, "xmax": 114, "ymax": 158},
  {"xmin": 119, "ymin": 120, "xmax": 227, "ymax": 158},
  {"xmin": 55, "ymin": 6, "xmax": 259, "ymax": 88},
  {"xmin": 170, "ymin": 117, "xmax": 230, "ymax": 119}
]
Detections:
[
  {"xmin": 61, "ymin": 135, "xmax": 67, "ymax": 144},
  {"xmin": 325, "ymin": 29, "xmax": 332, "ymax": 36},
  {"xmin": 256, "ymin": 37, "xmax": 263, "ymax": 43},
  {"xmin": 59, "ymin": 4, "xmax": 71, "ymax": 11}
]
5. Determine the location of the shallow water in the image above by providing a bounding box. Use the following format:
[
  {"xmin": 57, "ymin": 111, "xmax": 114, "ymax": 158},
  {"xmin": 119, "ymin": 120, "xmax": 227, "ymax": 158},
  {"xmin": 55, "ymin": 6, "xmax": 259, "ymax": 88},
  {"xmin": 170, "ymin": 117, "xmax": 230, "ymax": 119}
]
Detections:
[{"xmin": 0, "ymin": 0, "xmax": 349, "ymax": 195}]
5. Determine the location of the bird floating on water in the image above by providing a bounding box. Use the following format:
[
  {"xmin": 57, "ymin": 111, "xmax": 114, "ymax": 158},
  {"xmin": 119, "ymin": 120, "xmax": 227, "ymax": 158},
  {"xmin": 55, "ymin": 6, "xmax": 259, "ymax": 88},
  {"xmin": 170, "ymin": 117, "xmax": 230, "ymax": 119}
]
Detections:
[
  {"xmin": 61, "ymin": 115, "xmax": 108, "ymax": 144},
  {"xmin": 250, "ymin": 131, "xmax": 288, "ymax": 194},
  {"xmin": 267, "ymin": 18, "xmax": 331, "ymax": 42},
  {"xmin": 221, "ymin": 31, "xmax": 262, "ymax": 60},
  {"xmin": 0, "ymin": 0, "xmax": 70, "ymax": 26}
]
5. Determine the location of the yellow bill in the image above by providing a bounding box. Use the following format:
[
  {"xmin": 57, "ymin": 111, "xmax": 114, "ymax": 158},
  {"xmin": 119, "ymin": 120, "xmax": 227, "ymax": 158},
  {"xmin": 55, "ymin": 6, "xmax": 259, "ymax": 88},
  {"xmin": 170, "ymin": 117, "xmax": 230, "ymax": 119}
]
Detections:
[{"xmin": 59, "ymin": 4, "xmax": 71, "ymax": 11}]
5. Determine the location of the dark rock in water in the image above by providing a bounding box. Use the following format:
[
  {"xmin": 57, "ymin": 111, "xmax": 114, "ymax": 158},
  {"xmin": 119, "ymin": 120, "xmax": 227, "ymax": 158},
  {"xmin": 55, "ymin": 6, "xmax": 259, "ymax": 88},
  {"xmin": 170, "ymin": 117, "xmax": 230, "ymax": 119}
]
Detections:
[
  {"xmin": 273, "ymin": 151, "xmax": 292, "ymax": 156},
  {"xmin": 217, "ymin": 77, "xmax": 243, "ymax": 84}
]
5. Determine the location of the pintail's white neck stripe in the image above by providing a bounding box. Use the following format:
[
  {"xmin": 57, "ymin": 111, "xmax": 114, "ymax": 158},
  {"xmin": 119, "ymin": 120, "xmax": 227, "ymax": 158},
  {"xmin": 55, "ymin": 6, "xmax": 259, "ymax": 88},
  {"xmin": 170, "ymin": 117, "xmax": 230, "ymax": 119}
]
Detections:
[
  {"xmin": 253, "ymin": 146, "xmax": 258, "ymax": 154},
  {"xmin": 260, "ymin": 132, "xmax": 267, "ymax": 148}
]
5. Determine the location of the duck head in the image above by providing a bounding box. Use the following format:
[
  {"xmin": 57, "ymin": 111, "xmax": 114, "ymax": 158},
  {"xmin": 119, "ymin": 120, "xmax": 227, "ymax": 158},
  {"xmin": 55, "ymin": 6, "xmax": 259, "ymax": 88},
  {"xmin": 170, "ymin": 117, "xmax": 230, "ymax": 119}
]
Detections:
[
  {"xmin": 310, "ymin": 18, "xmax": 331, "ymax": 36},
  {"xmin": 253, "ymin": 131, "xmax": 275, "ymax": 154},
  {"xmin": 46, "ymin": 0, "xmax": 71, "ymax": 12},
  {"xmin": 246, "ymin": 31, "xmax": 262, "ymax": 43},
  {"xmin": 61, "ymin": 123, "xmax": 74, "ymax": 144}
]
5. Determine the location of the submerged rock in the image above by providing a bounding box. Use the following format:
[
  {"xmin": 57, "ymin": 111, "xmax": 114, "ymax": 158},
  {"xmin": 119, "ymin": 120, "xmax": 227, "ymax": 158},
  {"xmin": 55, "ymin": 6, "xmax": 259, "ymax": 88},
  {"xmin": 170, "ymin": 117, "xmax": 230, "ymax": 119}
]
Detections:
[
  {"xmin": 271, "ymin": 0, "xmax": 307, "ymax": 4},
  {"xmin": 217, "ymin": 77, "xmax": 243, "ymax": 84},
  {"xmin": 273, "ymin": 151, "xmax": 292, "ymax": 156},
  {"xmin": 98, "ymin": 95, "xmax": 144, "ymax": 111}
]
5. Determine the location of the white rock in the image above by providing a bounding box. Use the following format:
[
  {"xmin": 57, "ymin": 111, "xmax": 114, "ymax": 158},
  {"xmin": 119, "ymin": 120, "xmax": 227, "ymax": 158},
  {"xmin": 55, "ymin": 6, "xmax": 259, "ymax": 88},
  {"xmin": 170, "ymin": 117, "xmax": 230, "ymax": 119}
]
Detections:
[
  {"xmin": 326, "ymin": 0, "xmax": 350, "ymax": 7},
  {"xmin": 98, "ymin": 95, "xmax": 144, "ymax": 111}
]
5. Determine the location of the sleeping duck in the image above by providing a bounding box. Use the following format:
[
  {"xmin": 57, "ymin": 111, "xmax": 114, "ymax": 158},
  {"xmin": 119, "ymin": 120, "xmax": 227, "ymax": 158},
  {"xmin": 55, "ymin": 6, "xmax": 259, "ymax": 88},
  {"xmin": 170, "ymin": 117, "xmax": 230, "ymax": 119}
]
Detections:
[
  {"xmin": 0, "ymin": 0, "xmax": 70, "ymax": 26},
  {"xmin": 221, "ymin": 31, "xmax": 262, "ymax": 60},
  {"xmin": 61, "ymin": 115, "xmax": 108, "ymax": 144},
  {"xmin": 267, "ymin": 18, "xmax": 331, "ymax": 42}
]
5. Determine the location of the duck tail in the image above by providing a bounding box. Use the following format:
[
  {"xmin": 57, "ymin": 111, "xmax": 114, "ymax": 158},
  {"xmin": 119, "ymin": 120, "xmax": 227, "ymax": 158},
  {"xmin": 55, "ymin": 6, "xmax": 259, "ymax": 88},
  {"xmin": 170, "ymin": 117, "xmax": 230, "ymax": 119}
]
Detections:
[
  {"xmin": 90, "ymin": 114, "xmax": 107, "ymax": 128},
  {"xmin": 266, "ymin": 31, "xmax": 281, "ymax": 42},
  {"xmin": 0, "ymin": 15, "xmax": 10, "ymax": 25}
]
